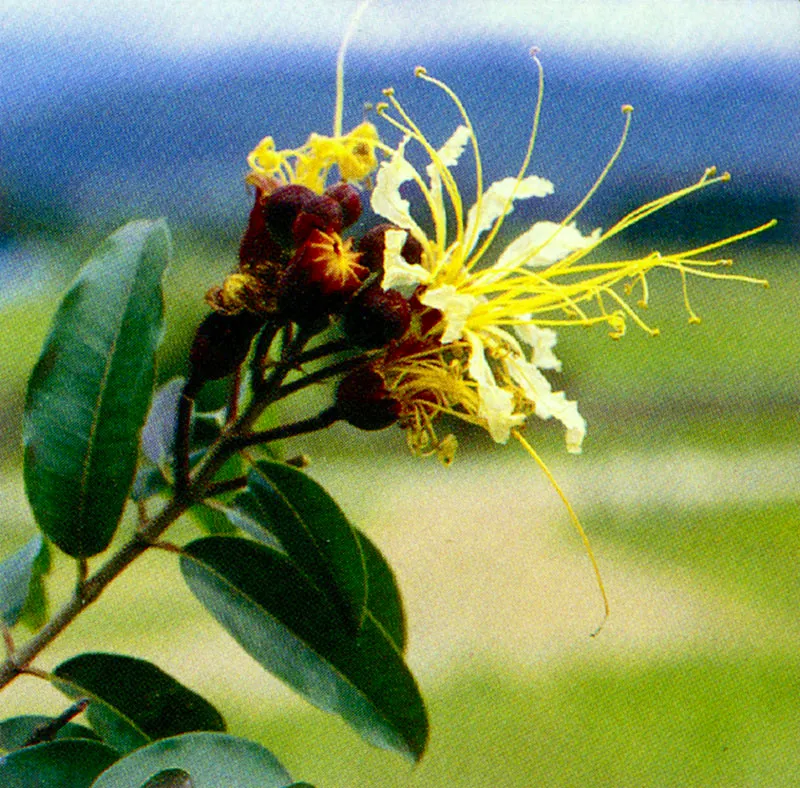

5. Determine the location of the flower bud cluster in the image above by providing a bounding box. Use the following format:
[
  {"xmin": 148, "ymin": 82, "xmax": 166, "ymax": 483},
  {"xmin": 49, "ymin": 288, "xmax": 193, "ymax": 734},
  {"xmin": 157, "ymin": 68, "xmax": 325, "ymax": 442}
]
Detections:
[{"xmin": 191, "ymin": 179, "xmax": 428, "ymax": 397}]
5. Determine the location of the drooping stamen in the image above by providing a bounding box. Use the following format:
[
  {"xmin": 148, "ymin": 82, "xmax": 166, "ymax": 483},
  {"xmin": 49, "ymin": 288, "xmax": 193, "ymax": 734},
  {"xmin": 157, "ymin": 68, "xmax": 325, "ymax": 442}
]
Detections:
[{"xmin": 513, "ymin": 429, "xmax": 610, "ymax": 635}]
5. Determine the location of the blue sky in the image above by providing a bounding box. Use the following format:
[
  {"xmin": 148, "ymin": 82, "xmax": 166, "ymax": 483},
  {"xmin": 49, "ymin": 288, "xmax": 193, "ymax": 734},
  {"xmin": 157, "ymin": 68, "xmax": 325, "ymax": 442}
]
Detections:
[
  {"xmin": 2, "ymin": 0, "xmax": 798, "ymax": 242},
  {"xmin": 4, "ymin": 0, "xmax": 798, "ymax": 61}
]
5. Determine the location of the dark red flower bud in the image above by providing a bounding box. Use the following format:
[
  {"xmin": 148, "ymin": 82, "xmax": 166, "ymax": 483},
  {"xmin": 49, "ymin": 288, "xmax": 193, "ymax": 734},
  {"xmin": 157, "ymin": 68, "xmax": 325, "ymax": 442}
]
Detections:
[
  {"xmin": 265, "ymin": 184, "xmax": 344, "ymax": 251},
  {"xmin": 343, "ymin": 284, "xmax": 411, "ymax": 348},
  {"xmin": 324, "ymin": 182, "xmax": 363, "ymax": 228},
  {"xmin": 239, "ymin": 183, "xmax": 284, "ymax": 269},
  {"xmin": 356, "ymin": 223, "xmax": 423, "ymax": 274},
  {"xmin": 336, "ymin": 366, "xmax": 400, "ymax": 431},
  {"xmin": 277, "ymin": 230, "xmax": 369, "ymax": 324},
  {"xmin": 188, "ymin": 311, "xmax": 264, "ymax": 384}
]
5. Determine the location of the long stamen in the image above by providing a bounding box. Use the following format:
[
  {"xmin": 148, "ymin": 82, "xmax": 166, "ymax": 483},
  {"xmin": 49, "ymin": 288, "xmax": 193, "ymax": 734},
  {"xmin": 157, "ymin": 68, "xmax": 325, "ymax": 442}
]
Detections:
[
  {"xmin": 513, "ymin": 429, "xmax": 609, "ymax": 635},
  {"xmin": 382, "ymin": 86, "xmax": 465, "ymax": 255},
  {"xmin": 334, "ymin": 0, "xmax": 372, "ymax": 138},
  {"xmin": 465, "ymin": 50, "xmax": 546, "ymax": 270}
]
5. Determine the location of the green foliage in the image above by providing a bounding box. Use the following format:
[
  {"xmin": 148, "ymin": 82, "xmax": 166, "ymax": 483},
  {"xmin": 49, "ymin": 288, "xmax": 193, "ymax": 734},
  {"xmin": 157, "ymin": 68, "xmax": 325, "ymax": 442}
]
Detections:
[
  {"xmin": 52, "ymin": 653, "xmax": 226, "ymax": 753},
  {"xmin": 181, "ymin": 536, "xmax": 427, "ymax": 761},
  {"xmin": 0, "ymin": 535, "xmax": 48, "ymax": 628},
  {"xmin": 0, "ymin": 738, "xmax": 120, "ymax": 787},
  {"xmin": 23, "ymin": 220, "xmax": 171, "ymax": 557},
  {"xmin": 90, "ymin": 733, "xmax": 295, "ymax": 788},
  {"xmin": 0, "ymin": 715, "xmax": 99, "ymax": 751},
  {"xmin": 238, "ymin": 461, "xmax": 368, "ymax": 631}
]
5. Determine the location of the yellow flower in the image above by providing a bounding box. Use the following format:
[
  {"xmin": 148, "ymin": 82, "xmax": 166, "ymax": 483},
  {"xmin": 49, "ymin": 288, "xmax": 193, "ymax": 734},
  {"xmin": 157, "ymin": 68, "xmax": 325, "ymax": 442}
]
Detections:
[
  {"xmin": 247, "ymin": 122, "xmax": 379, "ymax": 194},
  {"xmin": 245, "ymin": 1, "xmax": 379, "ymax": 193},
  {"xmin": 371, "ymin": 59, "xmax": 773, "ymax": 457}
]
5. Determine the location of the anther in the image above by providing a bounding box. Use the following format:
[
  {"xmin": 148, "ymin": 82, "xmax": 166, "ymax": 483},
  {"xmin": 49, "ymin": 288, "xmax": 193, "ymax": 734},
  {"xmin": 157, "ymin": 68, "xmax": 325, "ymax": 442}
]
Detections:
[
  {"xmin": 621, "ymin": 104, "xmax": 634, "ymax": 114},
  {"xmin": 414, "ymin": 66, "xmax": 427, "ymax": 77},
  {"xmin": 382, "ymin": 87, "xmax": 395, "ymax": 97}
]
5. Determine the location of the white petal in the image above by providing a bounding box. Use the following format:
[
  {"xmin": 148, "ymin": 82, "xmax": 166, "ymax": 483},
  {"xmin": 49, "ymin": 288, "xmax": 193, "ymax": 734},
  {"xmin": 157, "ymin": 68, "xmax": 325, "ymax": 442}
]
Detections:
[
  {"xmin": 381, "ymin": 229, "xmax": 431, "ymax": 295},
  {"xmin": 463, "ymin": 175, "xmax": 554, "ymax": 255},
  {"xmin": 434, "ymin": 125, "xmax": 471, "ymax": 168},
  {"xmin": 420, "ymin": 285, "xmax": 479, "ymax": 343},
  {"xmin": 513, "ymin": 322, "xmax": 562, "ymax": 371},
  {"xmin": 464, "ymin": 332, "xmax": 525, "ymax": 443},
  {"xmin": 370, "ymin": 137, "xmax": 424, "ymax": 236},
  {"xmin": 465, "ymin": 330, "xmax": 496, "ymax": 388},
  {"xmin": 425, "ymin": 126, "xmax": 471, "ymax": 244},
  {"xmin": 506, "ymin": 354, "xmax": 586, "ymax": 453},
  {"xmin": 477, "ymin": 384, "xmax": 526, "ymax": 444},
  {"xmin": 497, "ymin": 221, "xmax": 601, "ymax": 270}
]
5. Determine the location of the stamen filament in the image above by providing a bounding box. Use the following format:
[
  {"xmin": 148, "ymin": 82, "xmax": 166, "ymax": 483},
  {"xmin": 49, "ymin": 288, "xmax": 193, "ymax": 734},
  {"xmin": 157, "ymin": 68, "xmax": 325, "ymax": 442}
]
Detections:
[{"xmin": 513, "ymin": 429, "xmax": 609, "ymax": 635}]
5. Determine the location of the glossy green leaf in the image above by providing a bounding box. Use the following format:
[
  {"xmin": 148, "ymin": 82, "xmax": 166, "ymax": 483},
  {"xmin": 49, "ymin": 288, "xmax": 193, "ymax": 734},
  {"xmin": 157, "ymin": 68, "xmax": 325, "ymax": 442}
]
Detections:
[
  {"xmin": 0, "ymin": 715, "xmax": 100, "ymax": 752},
  {"xmin": 0, "ymin": 738, "xmax": 119, "ymax": 787},
  {"xmin": 16, "ymin": 535, "xmax": 51, "ymax": 630},
  {"xmin": 23, "ymin": 220, "xmax": 171, "ymax": 557},
  {"xmin": 141, "ymin": 377, "xmax": 186, "ymax": 467},
  {"xmin": 141, "ymin": 378, "xmax": 223, "ymax": 469},
  {"xmin": 139, "ymin": 768, "xmax": 194, "ymax": 787},
  {"xmin": 53, "ymin": 653, "xmax": 225, "ymax": 753},
  {"xmin": 356, "ymin": 531, "xmax": 406, "ymax": 652},
  {"xmin": 91, "ymin": 732, "xmax": 292, "ymax": 788},
  {"xmin": 185, "ymin": 503, "xmax": 238, "ymax": 537},
  {"xmin": 233, "ymin": 468, "xmax": 405, "ymax": 651},
  {"xmin": 239, "ymin": 461, "xmax": 367, "ymax": 628},
  {"xmin": 181, "ymin": 537, "xmax": 427, "ymax": 761},
  {"xmin": 0, "ymin": 535, "xmax": 44, "ymax": 627}
]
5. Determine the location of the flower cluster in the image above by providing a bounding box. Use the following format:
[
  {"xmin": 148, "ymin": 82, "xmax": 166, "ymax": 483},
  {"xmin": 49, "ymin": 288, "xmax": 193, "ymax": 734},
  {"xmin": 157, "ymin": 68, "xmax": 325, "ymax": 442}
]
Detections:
[
  {"xmin": 196, "ymin": 55, "xmax": 771, "ymax": 465},
  {"xmin": 186, "ymin": 49, "xmax": 772, "ymax": 625},
  {"xmin": 342, "ymin": 62, "xmax": 769, "ymax": 464}
]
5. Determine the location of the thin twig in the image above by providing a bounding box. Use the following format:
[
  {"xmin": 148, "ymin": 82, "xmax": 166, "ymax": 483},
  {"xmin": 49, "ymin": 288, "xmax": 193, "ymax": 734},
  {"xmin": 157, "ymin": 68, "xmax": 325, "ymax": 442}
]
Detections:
[
  {"xmin": 294, "ymin": 337, "xmax": 351, "ymax": 366},
  {"xmin": 174, "ymin": 379, "xmax": 200, "ymax": 498},
  {"xmin": 229, "ymin": 407, "xmax": 340, "ymax": 451},
  {"xmin": 273, "ymin": 351, "xmax": 377, "ymax": 402},
  {"xmin": 1, "ymin": 622, "xmax": 15, "ymax": 662}
]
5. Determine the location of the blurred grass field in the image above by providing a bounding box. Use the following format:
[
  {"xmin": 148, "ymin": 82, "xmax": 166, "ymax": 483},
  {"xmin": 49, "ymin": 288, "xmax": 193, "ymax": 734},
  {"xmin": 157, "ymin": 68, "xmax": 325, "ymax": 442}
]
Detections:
[{"xmin": 0, "ymin": 233, "xmax": 798, "ymax": 786}]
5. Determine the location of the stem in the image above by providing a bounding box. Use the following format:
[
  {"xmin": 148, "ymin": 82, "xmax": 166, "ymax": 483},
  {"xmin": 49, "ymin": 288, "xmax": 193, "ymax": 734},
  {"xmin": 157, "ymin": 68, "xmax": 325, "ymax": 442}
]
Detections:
[
  {"xmin": 273, "ymin": 351, "xmax": 376, "ymax": 402},
  {"xmin": 0, "ymin": 323, "xmax": 336, "ymax": 693},
  {"xmin": 203, "ymin": 475, "xmax": 249, "ymax": 498},
  {"xmin": 174, "ymin": 379, "xmax": 200, "ymax": 497},
  {"xmin": 294, "ymin": 338, "xmax": 351, "ymax": 365},
  {"xmin": 229, "ymin": 406, "xmax": 340, "ymax": 451}
]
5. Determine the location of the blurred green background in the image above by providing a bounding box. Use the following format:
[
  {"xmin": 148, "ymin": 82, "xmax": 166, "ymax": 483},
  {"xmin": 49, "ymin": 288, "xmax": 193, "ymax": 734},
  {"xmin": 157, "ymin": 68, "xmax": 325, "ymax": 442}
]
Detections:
[{"xmin": 2, "ymin": 0, "xmax": 800, "ymax": 783}]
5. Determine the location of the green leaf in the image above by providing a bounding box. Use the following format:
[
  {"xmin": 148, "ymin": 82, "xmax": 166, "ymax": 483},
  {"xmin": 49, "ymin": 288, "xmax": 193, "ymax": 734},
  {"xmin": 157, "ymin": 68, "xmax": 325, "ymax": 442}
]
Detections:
[
  {"xmin": 53, "ymin": 653, "xmax": 225, "ymax": 753},
  {"xmin": 180, "ymin": 537, "xmax": 427, "ymax": 761},
  {"xmin": 0, "ymin": 535, "xmax": 45, "ymax": 627},
  {"xmin": 185, "ymin": 503, "xmax": 238, "ymax": 537},
  {"xmin": 239, "ymin": 461, "xmax": 367, "ymax": 629},
  {"xmin": 215, "ymin": 503, "xmax": 283, "ymax": 548},
  {"xmin": 91, "ymin": 732, "xmax": 293, "ymax": 788},
  {"xmin": 17, "ymin": 536, "xmax": 52, "ymax": 630},
  {"xmin": 356, "ymin": 531, "xmax": 406, "ymax": 652},
  {"xmin": 0, "ymin": 738, "xmax": 119, "ymax": 787},
  {"xmin": 139, "ymin": 769, "xmax": 194, "ymax": 787},
  {"xmin": 141, "ymin": 378, "xmax": 223, "ymax": 469},
  {"xmin": 0, "ymin": 715, "xmax": 100, "ymax": 752},
  {"xmin": 23, "ymin": 220, "xmax": 171, "ymax": 557},
  {"xmin": 141, "ymin": 377, "xmax": 186, "ymax": 467}
]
